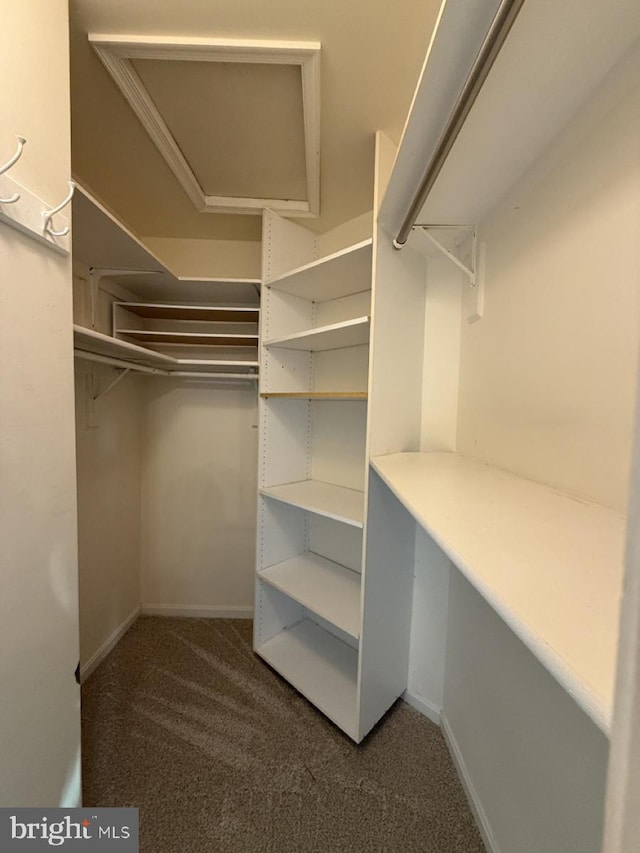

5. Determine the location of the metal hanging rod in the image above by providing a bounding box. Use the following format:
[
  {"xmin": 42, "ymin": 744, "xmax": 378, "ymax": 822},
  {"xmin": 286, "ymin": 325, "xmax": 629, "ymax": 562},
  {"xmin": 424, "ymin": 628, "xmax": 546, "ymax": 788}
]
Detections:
[{"xmin": 394, "ymin": 0, "xmax": 527, "ymax": 249}]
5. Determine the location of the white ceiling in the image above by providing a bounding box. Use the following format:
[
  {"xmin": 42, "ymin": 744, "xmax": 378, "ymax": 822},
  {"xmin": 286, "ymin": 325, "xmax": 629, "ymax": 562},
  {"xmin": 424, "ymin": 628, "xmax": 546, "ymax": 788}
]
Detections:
[{"xmin": 69, "ymin": 0, "xmax": 441, "ymax": 241}]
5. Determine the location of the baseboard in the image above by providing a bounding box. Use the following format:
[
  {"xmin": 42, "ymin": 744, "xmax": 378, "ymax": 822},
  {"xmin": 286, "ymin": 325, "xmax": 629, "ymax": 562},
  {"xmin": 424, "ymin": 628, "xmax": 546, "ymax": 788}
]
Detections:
[
  {"xmin": 80, "ymin": 605, "xmax": 141, "ymax": 683},
  {"xmin": 440, "ymin": 713, "xmax": 500, "ymax": 853},
  {"xmin": 141, "ymin": 604, "xmax": 254, "ymax": 619},
  {"xmin": 402, "ymin": 690, "xmax": 442, "ymax": 726}
]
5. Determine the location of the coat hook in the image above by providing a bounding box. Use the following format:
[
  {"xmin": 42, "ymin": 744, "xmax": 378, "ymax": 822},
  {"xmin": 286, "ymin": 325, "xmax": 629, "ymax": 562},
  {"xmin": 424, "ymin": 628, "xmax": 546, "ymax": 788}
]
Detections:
[
  {"xmin": 0, "ymin": 135, "xmax": 26, "ymax": 204},
  {"xmin": 43, "ymin": 181, "xmax": 75, "ymax": 238}
]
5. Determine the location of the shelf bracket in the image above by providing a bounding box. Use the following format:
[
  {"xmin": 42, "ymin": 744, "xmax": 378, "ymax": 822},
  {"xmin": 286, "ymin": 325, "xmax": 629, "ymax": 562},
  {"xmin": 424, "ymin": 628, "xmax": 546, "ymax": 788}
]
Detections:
[{"xmin": 93, "ymin": 367, "xmax": 131, "ymax": 402}]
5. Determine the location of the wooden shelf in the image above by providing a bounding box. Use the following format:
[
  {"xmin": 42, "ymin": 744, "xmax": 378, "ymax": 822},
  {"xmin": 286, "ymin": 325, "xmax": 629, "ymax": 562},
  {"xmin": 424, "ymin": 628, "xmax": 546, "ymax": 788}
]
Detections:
[
  {"xmin": 115, "ymin": 302, "xmax": 259, "ymax": 322},
  {"xmin": 371, "ymin": 451, "xmax": 626, "ymax": 732},
  {"xmin": 266, "ymin": 239, "xmax": 372, "ymax": 301},
  {"xmin": 256, "ymin": 619, "xmax": 358, "ymax": 739},
  {"xmin": 117, "ymin": 330, "xmax": 258, "ymax": 347},
  {"xmin": 264, "ymin": 317, "xmax": 370, "ymax": 352},
  {"xmin": 261, "ymin": 392, "xmax": 367, "ymax": 400},
  {"xmin": 259, "ymin": 553, "xmax": 361, "ymax": 639},
  {"xmin": 260, "ymin": 480, "xmax": 365, "ymax": 528},
  {"xmin": 73, "ymin": 324, "xmax": 177, "ymax": 367}
]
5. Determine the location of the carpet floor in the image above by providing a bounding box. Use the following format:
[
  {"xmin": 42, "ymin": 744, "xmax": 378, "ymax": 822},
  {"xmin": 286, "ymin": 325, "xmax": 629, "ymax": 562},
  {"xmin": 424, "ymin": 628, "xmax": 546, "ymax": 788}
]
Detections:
[{"xmin": 82, "ymin": 617, "xmax": 485, "ymax": 852}]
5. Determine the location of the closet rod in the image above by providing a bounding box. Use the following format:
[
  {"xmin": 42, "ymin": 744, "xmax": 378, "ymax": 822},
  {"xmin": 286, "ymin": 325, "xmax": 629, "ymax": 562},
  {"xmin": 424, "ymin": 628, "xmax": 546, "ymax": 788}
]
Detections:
[{"xmin": 393, "ymin": 0, "xmax": 526, "ymax": 248}]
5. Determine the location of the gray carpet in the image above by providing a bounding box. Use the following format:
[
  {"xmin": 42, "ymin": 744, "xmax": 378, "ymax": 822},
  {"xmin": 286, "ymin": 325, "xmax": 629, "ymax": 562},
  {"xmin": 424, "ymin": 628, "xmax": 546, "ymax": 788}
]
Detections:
[{"xmin": 82, "ymin": 617, "xmax": 485, "ymax": 852}]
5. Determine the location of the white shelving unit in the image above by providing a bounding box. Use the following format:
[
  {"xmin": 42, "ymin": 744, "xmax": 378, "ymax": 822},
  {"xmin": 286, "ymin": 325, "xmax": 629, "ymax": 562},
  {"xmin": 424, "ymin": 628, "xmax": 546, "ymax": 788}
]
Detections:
[
  {"xmin": 255, "ymin": 189, "xmax": 412, "ymax": 743},
  {"xmin": 371, "ymin": 451, "xmax": 626, "ymax": 731},
  {"xmin": 72, "ymin": 184, "xmax": 260, "ymax": 380}
]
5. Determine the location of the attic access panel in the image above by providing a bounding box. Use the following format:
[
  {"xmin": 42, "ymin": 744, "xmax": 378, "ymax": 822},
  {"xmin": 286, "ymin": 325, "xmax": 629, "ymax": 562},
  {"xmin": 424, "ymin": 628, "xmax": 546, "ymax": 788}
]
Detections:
[{"xmin": 89, "ymin": 35, "xmax": 320, "ymax": 218}]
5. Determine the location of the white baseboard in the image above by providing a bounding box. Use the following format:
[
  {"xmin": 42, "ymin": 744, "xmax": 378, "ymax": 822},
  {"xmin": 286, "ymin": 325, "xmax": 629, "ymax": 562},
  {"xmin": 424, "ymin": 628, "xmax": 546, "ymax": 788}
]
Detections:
[
  {"xmin": 141, "ymin": 604, "xmax": 254, "ymax": 619},
  {"xmin": 441, "ymin": 713, "xmax": 500, "ymax": 853},
  {"xmin": 80, "ymin": 605, "xmax": 141, "ymax": 683},
  {"xmin": 402, "ymin": 689, "xmax": 442, "ymax": 726}
]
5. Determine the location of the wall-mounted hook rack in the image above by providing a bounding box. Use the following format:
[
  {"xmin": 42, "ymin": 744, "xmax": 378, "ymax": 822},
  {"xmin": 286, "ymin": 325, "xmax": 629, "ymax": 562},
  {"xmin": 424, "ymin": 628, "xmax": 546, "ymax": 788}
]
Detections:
[
  {"xmin": 0, "ymin": 136, "xmax": 26, "ymax": 204},
  {"xmin": 43, "ymin": 181, "xmax": 75, "ymax": 238},
  {"xmin": 0, "ymin": 141, "xmax": 71, "ymax": 254}
]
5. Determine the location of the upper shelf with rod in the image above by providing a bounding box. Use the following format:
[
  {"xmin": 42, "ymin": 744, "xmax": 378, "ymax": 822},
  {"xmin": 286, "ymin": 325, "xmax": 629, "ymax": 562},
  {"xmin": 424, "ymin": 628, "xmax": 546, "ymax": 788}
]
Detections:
[{"xmin": 382, "ymin": 0, "xmax": 640, "ymax": 240}]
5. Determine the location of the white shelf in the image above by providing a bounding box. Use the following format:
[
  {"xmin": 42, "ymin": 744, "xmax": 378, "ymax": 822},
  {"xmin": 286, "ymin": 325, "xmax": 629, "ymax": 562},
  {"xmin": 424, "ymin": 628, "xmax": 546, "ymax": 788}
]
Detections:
[
  {"xmin": 264, "ymin": 317, "xmax": 370, "ymax": 352},
  {"xmin": 381, "ymin": 0, "xmax": 640, "ymax": 230},
  {"xmin": 260, "ymin": 391, "xmax": 367, "ymax": 400},
  {"xmin": 115, "ymin": 302, "xmax": 259, "ymax": 322},
  {"xmin": 256, "ymin": 619, "xmax": 358, "ymax": 739},
  {"xmin": 73, "ymin": 324, "xmax": 177, "ymax": 367},
  {"xmin": 266, "ymin": 239, "xmax": 373, "ymax": 301},
  {"xmin": 259, "ymin": 553, "xmax": 362, "ymax": 639},
  {"xmin": 260, "ymin": 480, "xmax": 365, "ymax": 528},
  {"xmin": 371, "ymin": 451, "xmax": 626, "ymax": 732},
  {"xmin": 117, "ymin": 330, "xmax": 259, "ymax": 347}
]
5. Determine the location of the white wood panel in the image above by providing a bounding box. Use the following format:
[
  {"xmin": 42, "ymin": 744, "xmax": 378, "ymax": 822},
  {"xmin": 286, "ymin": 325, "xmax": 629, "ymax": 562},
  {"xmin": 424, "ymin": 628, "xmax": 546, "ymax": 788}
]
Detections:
[
  {"xmin": 265, "ymin": 317, "xmax": 370, "ymax": 352},
  {"xmin": 256, "ymin": 618, "xmax": 359, "ymax": 740},
  {"xmin": 371, "ymin": 452, "xmax": 626, "ymax": 731},
  {"xmin": 260, "ymin": 480, "xmax": 364, "ymax": 527},
  {"xmin": 308, "ymin": 515, "xmax": 363, "ymax": 574},
  {"xmin": 368, "ymin": 231, "xmax": 426, "ymax": 456},
  {"xmin": 314, "ymin": 291, "xmax": 371, "ymax": 327},
  {"xmin": 115, "ymin": 302, "xmax": 260, "ymax": 321},
  {"xmin": 313, "ymin": 345, "xmax": 369, "ymax": 393},
  {"xmin": 254, "ymin": 580, "xmax": 305, "ymax": 646},
  {"xmin": 257, "ymin": 498, "xmax": 307, "ymax": 570},
  {"xmin": 261, "ymin": 392, "xmax": 367, "ymax": 401},
  {"xmin": 259, "ymin": 553, "xmax": 361, "ymax": 639},
  {"xmin": 311, "ymin": 400, "xmax": 367, "ymax": 492},
  {"xmin": 262, "ymin": 209, "xmax": 316, "ymax": 282},
  {"xmin": 357, "ymin": 469, "xmax": 415, "ymax": 740},
  {"xmin": 267, "ymin": 239, "xmax": 373, "ymax": 301},
  {"xmin": 259, "ymin": 399, "xmax": 310, "ymax": 487}
]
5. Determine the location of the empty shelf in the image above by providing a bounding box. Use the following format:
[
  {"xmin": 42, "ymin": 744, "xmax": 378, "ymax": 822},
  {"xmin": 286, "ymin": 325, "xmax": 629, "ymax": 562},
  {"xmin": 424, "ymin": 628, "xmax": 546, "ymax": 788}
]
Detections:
[
  {"xmin": 256, "ymin": 619, "xmax": 358, "ymax": 739},
  {"xmin": 117, "ymin": 330, "xmax": 258, "ymax": 347},
  {"xmin": 260, "ymin": 480, "xmax": 365, "ymax": 527},
  {"xmin": 73, "ymin": 325, "xmax": 177, "ymax": 366},
  {"xmin": 259, "ymin": 553, "xmax": 362, "ymax": 639},
  {"xmin": 115, "ymin": 302, "xmax": 259, "ymax": 322},
  {"xmin": 371, "ymin": 451, "xmax": 626, "ymax": 732},
  {"xmin": 261, "ymin": 391, "xmax": 367, "ymax": 400},
  {"xmin": 264, "ymin": 317, "xmax": 370, "ymax": 352},
  {"xmin": 266, "ymin": 239, "xmax": 373, "ymax": 301}
]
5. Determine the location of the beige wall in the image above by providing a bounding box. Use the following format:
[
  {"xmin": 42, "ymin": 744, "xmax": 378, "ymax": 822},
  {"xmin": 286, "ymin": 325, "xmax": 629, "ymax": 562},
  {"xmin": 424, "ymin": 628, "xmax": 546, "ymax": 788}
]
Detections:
[
  {"xmin": 75, "ymin": 364, "xmax": 143, "ymax": 673},
  {"xmin": 141, "ymin": 381, "xmax": 258, "ymax": 615},
  {"xmin": 0, "ymin": 0, "xmax": 80, "ymax": 806},
  {"xmin": 144, "ymin": 237, "xmax": 261, "ymax": 280},
  {"xmin": 456, "ymin": 57, "xmax": 640, "ymax": 513}
]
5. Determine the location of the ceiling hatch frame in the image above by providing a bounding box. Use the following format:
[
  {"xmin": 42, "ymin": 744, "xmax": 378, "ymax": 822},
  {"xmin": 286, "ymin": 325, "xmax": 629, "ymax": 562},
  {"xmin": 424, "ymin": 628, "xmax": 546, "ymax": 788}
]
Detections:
[{"xmin": 89, "ymin": 34, "xmax": 321, "ymax": 218}]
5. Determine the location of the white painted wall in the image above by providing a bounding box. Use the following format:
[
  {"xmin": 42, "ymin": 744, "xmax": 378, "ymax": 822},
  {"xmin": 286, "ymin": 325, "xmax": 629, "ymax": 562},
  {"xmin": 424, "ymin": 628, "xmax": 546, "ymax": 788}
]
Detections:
[
  {"xmin": 74, "ymin": 364, "xmax": 143, "ymax": 675},
  {"xmin": 0, "ymin": 0, "xmax": 80, "ymax": 806},
  {"xmin": 141, "ymin": 380, "xmax": 258, "ymax": 616},
  {"xmin": 456, "ymin": 50, "xmax": 640, "ymax": 513}
]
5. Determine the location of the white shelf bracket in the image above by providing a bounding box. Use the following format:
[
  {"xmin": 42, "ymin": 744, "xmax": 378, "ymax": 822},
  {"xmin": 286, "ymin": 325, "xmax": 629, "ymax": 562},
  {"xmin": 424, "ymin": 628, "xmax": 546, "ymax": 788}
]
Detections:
[
  {"xmin": 413, "ymin": 225, "xmax": 476, "ymax": 283},
  {"xmin": 93, "ymin": 367, "xmax": 131, "ymax": 402}
]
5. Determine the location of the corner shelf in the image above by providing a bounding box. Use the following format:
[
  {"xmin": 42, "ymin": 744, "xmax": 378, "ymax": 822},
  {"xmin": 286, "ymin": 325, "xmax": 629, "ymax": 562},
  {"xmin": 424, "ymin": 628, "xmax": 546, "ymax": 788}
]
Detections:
[
  {"xmin": 256, "ymin": 619, "xmax": 359, "ymax": 740},
  {"xmin": 260, "ymin": 480, "xmax": 365, "ymax": 528},
  {"xmin": 266, "ymin": 239, "xmax": 373, "ymax": 301},
  {"xmin": 116, "ymin": 330, "xmax": 259, "ymax": 347},
  {"xmin": 264, "ymin": 317, "xmax": 370, "ymax": 352},
  {"xmin": 114, "ymin": 303, "xmax": 259, "ymax": 323},
  {"xmin": 259, "ymin": 553, "xmax": 361, "ymax": 640},
  {"xmin": 371, "ymin": 451, "xmax": 626, "ymax": 732}
]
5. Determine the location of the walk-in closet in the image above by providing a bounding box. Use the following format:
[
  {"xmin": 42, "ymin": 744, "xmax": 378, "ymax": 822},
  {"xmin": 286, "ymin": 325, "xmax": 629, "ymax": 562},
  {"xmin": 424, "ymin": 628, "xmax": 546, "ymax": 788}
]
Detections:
[{"xmin": 2, "ymin": 1, "xmax": 640, "ymax": 851}]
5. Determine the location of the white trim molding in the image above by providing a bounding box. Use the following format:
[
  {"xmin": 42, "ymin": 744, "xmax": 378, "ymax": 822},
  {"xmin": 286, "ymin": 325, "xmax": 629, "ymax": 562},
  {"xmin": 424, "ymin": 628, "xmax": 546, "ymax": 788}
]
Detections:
[
  {"xmin": 80, "ymin": 606, "xmax": 141, "ymax": 683},
  {"xmin": 89, "ymin": 34, "xmax": 321, "ymax": 218},
  {"xmin": 141, "ymin": 604, "xmax": 254, "ymax": 619},
  {"xmin": 402, "ymin": 689, "xmax": 442, "ymax": 726}
]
